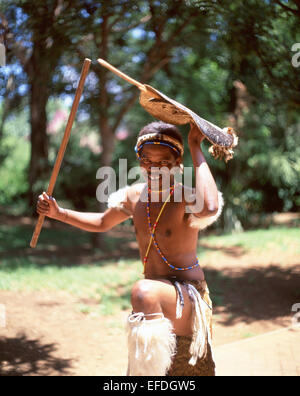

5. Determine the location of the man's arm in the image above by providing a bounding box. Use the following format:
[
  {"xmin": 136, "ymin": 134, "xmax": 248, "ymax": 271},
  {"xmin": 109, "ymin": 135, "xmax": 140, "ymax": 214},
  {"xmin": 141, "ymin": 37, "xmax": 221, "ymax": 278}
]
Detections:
[
  {"xmin": 37, "ymin": 192, "xmax": 130, "ymax": 232},
  {"xmin": 188, "ymin": 123, "xmax": 219, "ymax": 217}
]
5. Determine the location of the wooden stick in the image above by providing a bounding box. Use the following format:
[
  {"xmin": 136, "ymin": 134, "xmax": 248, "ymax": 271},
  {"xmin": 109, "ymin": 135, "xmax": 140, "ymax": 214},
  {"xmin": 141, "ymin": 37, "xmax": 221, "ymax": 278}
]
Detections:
[
  {"xmin": 97, "ymin": 58, "xmax": 146, "ymax": 92},
  {"xmin": 30, "ymin": 58, "xmax": 91, "ymax": 248}
]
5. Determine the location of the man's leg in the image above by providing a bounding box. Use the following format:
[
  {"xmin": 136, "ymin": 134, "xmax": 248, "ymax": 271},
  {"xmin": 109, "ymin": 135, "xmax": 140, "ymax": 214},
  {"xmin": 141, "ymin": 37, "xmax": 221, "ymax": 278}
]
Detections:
[
  {"xmin": 131, "ymin": 279, "xmax": 194, "ymax": 335},
  {"xmin": 126, "ymin": 279, "xmax": 194, "ymax": 376}
]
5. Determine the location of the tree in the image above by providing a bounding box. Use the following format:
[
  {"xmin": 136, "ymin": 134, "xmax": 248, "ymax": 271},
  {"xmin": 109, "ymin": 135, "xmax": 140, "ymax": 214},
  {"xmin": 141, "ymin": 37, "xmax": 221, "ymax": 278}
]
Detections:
[
  {"xmin": 207, "ymin": 0, "xmax": 300, "ymax": 222},
  {"xmin": 66, "ymin": 0, "xmax": 218, "ymax": 244},
  {"xmin": 74, "ymin": 1, "xmax": 216, "ymax": 167},
  {"xmin": 1, "ymin": 0, "xmax": 82, "ymax": 207},
  {"xmin": 1, "ymin": 0, "xmax": 299, "ymax": 228},
  {"xmin": 0, "ymin": 0, "xmax": 218, "ymax": 211}
]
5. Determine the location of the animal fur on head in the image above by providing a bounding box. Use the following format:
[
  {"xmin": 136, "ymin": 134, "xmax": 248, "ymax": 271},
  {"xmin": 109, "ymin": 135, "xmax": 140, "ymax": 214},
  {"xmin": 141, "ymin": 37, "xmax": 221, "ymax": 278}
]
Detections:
[{"xmin": 126, "ymin": 312, "xmax": 177, "ymax": 376}]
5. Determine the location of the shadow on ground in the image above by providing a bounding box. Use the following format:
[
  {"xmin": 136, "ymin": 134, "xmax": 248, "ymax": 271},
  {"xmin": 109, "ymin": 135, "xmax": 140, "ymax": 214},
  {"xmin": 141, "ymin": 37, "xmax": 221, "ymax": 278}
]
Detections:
[
  {"xmin": 0, "ymin": 221, "xmax": 139, "ymax": 267},
  {"xmin": 205, "ymin": 264, "xmax": 300, "ymax": 326},
  {"xmin": 0, "ymin": 333, "xmax": 73, "ymax": 376},
  {"xmin": 198, "ymin": 242, "xmax": 247, "ymax": 257}
]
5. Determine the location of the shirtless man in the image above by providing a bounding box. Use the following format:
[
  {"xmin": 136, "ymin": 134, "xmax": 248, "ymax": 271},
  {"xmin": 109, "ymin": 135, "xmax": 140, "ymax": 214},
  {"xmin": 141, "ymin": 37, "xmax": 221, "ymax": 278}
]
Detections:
[{"xmin": 37, "ymin": 121, "xmax": 223, "ymax": 376}]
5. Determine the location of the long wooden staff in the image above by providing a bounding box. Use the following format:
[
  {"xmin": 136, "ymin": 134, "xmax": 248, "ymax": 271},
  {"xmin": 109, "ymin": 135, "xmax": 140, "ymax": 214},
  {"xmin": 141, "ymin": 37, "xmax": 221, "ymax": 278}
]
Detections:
[{"xmin": 30, "ymin": 58, "xmax": 91, "ymax": 248}]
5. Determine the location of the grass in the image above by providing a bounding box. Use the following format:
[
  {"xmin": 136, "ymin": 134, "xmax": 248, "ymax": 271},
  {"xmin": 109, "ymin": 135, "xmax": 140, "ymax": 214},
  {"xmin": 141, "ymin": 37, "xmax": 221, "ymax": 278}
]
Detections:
[
  {"xmin": 199, "ymin": 227, "xmax": 300, "ymax": 252},
  {"xmin": 0, "ymin": 220, "xmax": 299, "ymax": 316}
]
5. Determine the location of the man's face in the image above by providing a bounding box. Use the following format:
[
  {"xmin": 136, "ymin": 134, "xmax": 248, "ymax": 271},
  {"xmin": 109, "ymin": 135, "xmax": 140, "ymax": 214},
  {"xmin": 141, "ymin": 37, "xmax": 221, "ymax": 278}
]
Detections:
[{"xmin": 139, "ymin": 144, "xmax": 181, "ymax": 184}]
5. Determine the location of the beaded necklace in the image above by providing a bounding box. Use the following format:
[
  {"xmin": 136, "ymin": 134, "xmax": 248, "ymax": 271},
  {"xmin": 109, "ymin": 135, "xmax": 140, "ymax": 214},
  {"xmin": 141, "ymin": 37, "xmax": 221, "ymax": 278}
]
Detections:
[{"xmin": 143, "ymin": 183, "xmax": 200, "ymax": 273}]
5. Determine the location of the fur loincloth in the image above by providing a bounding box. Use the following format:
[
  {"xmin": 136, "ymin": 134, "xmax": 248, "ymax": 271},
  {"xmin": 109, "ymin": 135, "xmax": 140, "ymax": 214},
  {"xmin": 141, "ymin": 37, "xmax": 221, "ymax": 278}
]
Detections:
[{"xmin": 167, "ymin": 280, "xmax": 216, "ymax": 376}]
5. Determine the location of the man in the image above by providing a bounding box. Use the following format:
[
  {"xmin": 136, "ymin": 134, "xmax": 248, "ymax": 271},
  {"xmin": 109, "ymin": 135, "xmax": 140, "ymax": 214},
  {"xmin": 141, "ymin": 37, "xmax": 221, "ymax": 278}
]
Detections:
[{"xmin": 37, "ymin": 121, "xmax": 223, "ymax": 376}]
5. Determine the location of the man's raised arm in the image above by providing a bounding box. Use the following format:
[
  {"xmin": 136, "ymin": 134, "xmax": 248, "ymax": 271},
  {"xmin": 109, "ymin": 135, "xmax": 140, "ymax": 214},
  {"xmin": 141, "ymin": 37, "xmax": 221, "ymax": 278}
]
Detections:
[{"xmin": 188, "ymin": 123, "xmax": 219, "ymax": 217}]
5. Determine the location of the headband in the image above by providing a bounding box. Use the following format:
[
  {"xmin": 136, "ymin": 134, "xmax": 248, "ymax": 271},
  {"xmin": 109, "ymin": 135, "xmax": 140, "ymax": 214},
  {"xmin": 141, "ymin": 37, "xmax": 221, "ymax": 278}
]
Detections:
[{"xmin": 135, "ymin": 133, "xmax": 184, "ymax": 157}]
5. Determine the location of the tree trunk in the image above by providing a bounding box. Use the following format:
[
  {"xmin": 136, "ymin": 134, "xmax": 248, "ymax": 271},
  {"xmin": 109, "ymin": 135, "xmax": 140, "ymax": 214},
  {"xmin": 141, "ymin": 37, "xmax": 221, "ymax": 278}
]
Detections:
[
  {"xmin": 28, "ymin": 79, "xmax": 49, "ymax": 209},
  {"xmin": 27, "ymin": 49, "xmax": 51, "ymax": 210},
  {"xmin": 92, "ymin": 114, "xmax": 116, "ymax": 249}
]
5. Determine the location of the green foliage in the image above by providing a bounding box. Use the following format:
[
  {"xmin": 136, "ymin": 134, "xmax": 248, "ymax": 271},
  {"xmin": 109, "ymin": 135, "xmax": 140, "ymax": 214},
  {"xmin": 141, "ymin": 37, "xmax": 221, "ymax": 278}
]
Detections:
[
  {"xmin": 47, "ymin": 102, "xmax": 101, "ymax": 211},
  {"xmin": 0, "ymin": 106, "xmax": 30, "ymax": 210},
  {"xmin": 0, "ymin": 0, "xmax": 299, "ymax": 224}
]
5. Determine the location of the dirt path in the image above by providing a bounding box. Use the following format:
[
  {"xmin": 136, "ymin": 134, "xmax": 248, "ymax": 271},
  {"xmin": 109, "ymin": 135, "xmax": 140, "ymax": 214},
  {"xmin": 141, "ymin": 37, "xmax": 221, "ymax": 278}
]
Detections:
[
  {"xmin": 0, "ymin": 290, "xmax": 129, "ymax": 376},
  {"xmin": 0, "ymin": 288, "xmax": 293, "ymax": 376}
]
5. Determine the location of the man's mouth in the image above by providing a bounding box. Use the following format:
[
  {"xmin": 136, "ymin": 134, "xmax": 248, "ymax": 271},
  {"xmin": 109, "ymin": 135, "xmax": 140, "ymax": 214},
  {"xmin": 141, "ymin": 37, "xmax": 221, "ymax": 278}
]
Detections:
[
  {"xmin": 146, "ymin": 167, "xmax": 172, "ymax": 182},
  {"xmin": 148, "ymin": 173, "xmax": 161, "ymax": 181}
]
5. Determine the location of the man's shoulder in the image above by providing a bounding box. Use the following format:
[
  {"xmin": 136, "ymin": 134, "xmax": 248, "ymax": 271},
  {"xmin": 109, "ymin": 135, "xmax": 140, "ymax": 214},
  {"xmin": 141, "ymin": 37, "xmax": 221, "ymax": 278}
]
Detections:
[
  {"xmin": 126, "ymin": 183, "xmax": 146, "ymax": 201},
  {"xmin": 128, "ymin": 182, "xmax": 146, "ymax": 193},
  {"xmin": 107, "ymin": 183, "xmax": 146, "ymax": 217}
]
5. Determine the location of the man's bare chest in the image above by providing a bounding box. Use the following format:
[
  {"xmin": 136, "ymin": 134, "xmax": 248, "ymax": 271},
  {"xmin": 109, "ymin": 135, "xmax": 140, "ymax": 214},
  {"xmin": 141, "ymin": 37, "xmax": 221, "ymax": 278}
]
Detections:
[{"xmin": 132, "ymin": 200, "xmax": 186, "ymax": 238}]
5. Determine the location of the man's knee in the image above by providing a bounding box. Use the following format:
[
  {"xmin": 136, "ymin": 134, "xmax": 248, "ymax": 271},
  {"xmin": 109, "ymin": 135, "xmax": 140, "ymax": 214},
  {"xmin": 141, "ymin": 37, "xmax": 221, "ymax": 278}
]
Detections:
[{"xmin": 131, "ymin": 280, "xmax": 160, "ymax": 313}]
